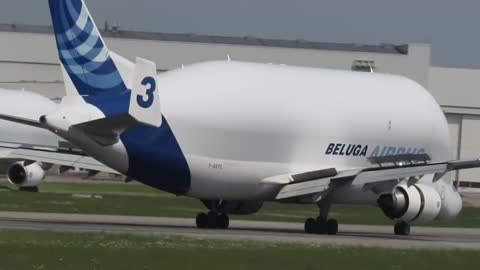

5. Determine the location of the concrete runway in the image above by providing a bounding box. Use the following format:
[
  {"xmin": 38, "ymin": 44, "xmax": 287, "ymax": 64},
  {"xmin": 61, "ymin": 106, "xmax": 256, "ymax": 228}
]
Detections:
[{"xmin": 0, "ymin": 211, "xmax": 479, "ymax": 250}]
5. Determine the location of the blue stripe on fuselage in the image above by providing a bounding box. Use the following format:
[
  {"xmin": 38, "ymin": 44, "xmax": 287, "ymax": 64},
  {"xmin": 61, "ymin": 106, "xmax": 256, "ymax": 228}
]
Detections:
[
  {"xmin": 84, "ymin": 91, "xmax": 130, "ymax": 118},
  {"xmin": 86, "ymin": 93, "xmax": 191, "ymax": 195},
  {"xmin": 120, "ymin": 118, "xmax": 191, "ymax": 194}
]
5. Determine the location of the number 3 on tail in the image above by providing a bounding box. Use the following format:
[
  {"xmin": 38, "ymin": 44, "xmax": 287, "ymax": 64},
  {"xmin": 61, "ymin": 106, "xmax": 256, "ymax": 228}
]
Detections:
[{"xmin": 137, "ymin": 76, "xmax": 156, "ymax": 108}]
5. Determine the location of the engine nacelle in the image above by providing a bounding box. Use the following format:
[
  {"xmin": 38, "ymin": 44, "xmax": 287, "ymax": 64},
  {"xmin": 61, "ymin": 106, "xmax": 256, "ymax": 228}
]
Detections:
[
  {"xmin": 7, "ymin": 162, "xmax": 46, "ymax": 187},
  {"xmin": 378, "ymin": 184, "xmax": 442, "ymax": 223},
  {"xmin": 202, "ymin": 200, "xmax": 264, "ymax": 215}
]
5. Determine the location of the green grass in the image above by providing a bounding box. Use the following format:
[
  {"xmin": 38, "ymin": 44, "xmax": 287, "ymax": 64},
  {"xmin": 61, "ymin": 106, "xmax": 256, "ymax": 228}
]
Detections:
[
  {"xmin": 0, "ymin": 181, "xmax": 479, "ymax": 227},
  {"xmin": 31, "ymin": 182, "xmax": 169, "ymax": 197},
  {"xmin": 0, "ymin": 229, "xmax": 476, "ymax": 270}
]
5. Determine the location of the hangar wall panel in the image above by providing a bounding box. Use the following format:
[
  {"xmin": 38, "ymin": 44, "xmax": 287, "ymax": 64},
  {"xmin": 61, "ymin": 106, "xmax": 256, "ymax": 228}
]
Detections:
[
  {"xmin": 459, "ymin": 115, "xmax": 480, "ymax": 182},
  {"xmin": 0, "ymin": 62, "xmax": 61, "ymax": 81},
  {"xmin": 430, "ymin": 67, "xmax": 480, "ymax": 109},
  {"xmin": 0, "ymin": 83, "xmax": 64, "ymax": 100},
  {"xmin": 445, "ymin": 113, "xmax": 462, "ymax": 182},
  {"xmin": 0, "ymin": 61, "xmax": 63, "ymax": 99}
]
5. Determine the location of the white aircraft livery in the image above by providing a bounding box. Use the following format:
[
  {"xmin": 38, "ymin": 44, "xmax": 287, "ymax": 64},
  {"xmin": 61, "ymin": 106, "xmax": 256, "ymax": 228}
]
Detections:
[{"xmin": 2, "ymin": 0, "xmax": 480, "ymax": 235}]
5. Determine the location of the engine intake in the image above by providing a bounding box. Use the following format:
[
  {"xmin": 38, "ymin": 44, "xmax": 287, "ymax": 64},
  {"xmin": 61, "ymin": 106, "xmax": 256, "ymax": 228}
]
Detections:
[
  {"xmin": 7, "ymin": 162, "xmax": 46, "ymax": 187},
  {"xmin": 378, "ymin": 184, "xmax": 442, "ymax": 223}
]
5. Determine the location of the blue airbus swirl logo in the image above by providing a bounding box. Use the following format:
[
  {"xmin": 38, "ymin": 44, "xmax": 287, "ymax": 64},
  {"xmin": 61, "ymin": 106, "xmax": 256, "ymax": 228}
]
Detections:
[{"xmin": 49, "ymin": 0, "xmax": 127, "ymax": 97}]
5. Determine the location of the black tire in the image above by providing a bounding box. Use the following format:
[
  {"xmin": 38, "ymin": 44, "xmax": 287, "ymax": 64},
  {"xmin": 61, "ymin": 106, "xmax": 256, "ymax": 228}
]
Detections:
[
  {"xmin": 316, "ymin": 217, "xmax": 327, "ymax": 234},
  {"xmin": 394, "ymin": 221, "xmax": 410, "ymax": 235},
  {"xmin": 304, "ymin": 218, "xmax": 317, "ymax": 234},
  {"xmin": 19, "ymin": 186, "xmax": 39, "ymax": 192},
  {"xmin": 401, "ymin": 222, "xmax": 410, "ymax": 235},
  {"xmin": 217, "ymin": 214, "xmax": 229, "ymax": 229},
  {"xmin": 394, "ymin": 222, "xmax": 401, "ymax": 235},
  {"xmin": 196, "ymin": 213, "xmax": 208, "ymax": 229},
  {"xmin": 326, "ymin": 219, "xmax": 338, "ymax": 235},
  {"xmin": 207, "ymin": 212, "xmax": 218, "ymax": 229}
]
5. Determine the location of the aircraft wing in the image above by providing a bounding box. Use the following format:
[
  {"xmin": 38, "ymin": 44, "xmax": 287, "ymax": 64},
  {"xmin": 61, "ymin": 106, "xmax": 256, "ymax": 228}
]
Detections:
[
  {"xmin": 0, "ymin": 141, "xmax": 119, "ymax": 174},
  {"xmin": 271, "ymin": 155, "xmax": 480, "ymax": 202}
]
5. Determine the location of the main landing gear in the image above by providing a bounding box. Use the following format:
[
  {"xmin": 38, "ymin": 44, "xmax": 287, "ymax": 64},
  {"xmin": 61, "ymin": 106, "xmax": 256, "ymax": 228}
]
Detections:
[
  {"xmin": 304, "ymin": 199, "xmax": 338, "ymax": 235},
  {"xmin": 304, "ymin": 217, "xmax": 338, "ymax": 235},
  {"xmin": 19, "ymin": 186, "xmax": 39, "ymax": 192},
  {"xmin": 196, "ymin": 201, "xmax": 230, "ymax": 229},
  {"xmin": 196, "ymin": 212, "xmax": 229, "ymax": 229},
  {"xmin": 394, "ymin": 221, "xmax": 410, "ymax": 235}
]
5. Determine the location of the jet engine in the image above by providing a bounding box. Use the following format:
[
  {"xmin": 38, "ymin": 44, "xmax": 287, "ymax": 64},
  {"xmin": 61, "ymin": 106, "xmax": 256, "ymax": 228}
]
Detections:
[
  {"xmin": 377, "ymin": 184, "xmax": 442, "ymax": 223},
  {"xmin": 202, "ymin": 200, "xmax": 264, "ymax": 215},
  {"xmin": 7, "ymin": 162, "xmax": 46, "ymax": 189}
]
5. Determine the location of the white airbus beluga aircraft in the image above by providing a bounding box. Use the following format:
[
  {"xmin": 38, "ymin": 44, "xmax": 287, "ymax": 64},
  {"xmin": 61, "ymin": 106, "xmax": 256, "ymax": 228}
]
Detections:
[{"xmin": 2, "ymin": 0, "xmax": 479, "ymax": 235}]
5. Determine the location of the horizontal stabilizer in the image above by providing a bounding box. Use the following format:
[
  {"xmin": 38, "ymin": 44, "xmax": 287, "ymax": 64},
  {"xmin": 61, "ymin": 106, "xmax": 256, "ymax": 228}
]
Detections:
[
  {"xmin": 0, "ymin": 114, "xmax": 44, "ymax": 129},
  {"xmin": 73, "ymin": 114, "xmax": 138, "ymax": 146}
]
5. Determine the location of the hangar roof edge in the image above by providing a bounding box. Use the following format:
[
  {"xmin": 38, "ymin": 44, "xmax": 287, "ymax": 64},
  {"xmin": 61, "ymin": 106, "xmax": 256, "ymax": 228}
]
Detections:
[{"xmin": 0, "ymin": 23, "xmax": 408, "ymax": 55}]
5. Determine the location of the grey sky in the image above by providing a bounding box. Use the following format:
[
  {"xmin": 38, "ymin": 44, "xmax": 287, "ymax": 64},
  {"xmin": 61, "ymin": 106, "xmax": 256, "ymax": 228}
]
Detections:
[{"xmin": 1, "ymin": 0, "xmax": 479, "ymax": 68}]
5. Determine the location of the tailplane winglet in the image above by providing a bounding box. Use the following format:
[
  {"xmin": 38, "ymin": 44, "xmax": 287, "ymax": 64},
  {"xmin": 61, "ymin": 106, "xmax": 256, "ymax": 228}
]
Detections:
[{"xmin": 129, "ymin": 57, "xmax": 162, "ymax": 127}]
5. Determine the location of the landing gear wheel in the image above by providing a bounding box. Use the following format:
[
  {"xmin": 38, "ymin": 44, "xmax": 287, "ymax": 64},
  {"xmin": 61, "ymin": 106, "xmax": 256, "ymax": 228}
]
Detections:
[
  {"xmin": 207, "ymin": 212, "xmax": 218, "ymax": 229},
  {"xmin": 326, "ymin": 219, "xmax": 338, "ymax": 235},
  {"xmin": 19, "ymin": 186, "xmax": 39, "ymax": 192},
  {"xmin": 304, "ymin": 218, "xmax": 317, "ymax": 234},
  {"xmin": 316, "ymin": 217, "xmax": 327, "ymax": 234},
  {"xmin": 197, "ymin": 212, "xmax": 230, "ymax": 229},
  {"xmin": 394, "ymin": 221, "xmax": 410, "ymax": 236},
  {"xmin": 217, "ymin": 213, "xmax": 230, "ymax": 229},
  {"xmin": 196, "ymin": 213, "xmax": 208, "ymax": 229},
  {"xmin": 305, "ymin": 217, "xmax": 336, "ymax": 234}
]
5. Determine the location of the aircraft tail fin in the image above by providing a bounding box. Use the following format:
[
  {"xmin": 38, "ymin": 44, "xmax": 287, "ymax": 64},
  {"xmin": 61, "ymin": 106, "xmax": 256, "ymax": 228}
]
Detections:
[
  {"xmin": 49, "ymin": 0, "xmax": 161, "ymax": 128},
  {"xmin": 48, "ymin": 0, "xmax": 133, "ymax": 97}
]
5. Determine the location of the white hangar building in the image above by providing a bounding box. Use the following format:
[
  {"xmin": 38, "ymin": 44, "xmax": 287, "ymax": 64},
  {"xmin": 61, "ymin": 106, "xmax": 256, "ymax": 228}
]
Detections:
[{"xmin": 0, "ymin": 24, "xmax": 479, "ymax": 186}]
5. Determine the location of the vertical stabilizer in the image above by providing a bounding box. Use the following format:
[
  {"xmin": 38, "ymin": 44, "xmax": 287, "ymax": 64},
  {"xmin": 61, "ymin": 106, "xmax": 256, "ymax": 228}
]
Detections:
[{"xmin": 48, "ymin": 0, "xmax": 133, "ymax": 97}]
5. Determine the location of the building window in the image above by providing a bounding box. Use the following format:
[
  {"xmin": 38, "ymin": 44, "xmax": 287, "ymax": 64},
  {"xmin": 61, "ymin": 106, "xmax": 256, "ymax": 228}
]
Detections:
[{"xmin": 352, "ymin": 60, "xmax": 376, "ymax": 72}]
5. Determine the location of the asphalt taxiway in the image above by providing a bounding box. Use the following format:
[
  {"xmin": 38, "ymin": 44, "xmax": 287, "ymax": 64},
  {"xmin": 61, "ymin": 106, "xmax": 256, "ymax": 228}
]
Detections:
[{"xmin": 0, "ymin": 211, "xmax": 479, "ymax": 250}]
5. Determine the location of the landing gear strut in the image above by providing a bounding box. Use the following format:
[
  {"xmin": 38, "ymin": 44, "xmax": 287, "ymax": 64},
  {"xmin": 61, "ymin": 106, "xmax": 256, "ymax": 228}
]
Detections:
[
  {"xmin": 304, "ymin": 199, "xmax": 338, "ymax": 235},
  {"xmin": 394, "ymin": 221, "xmax": 410, "ymax": 235},
  {"xmin": 196, "ymin": 201, "xmax": 230, "ymax": 229}
]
